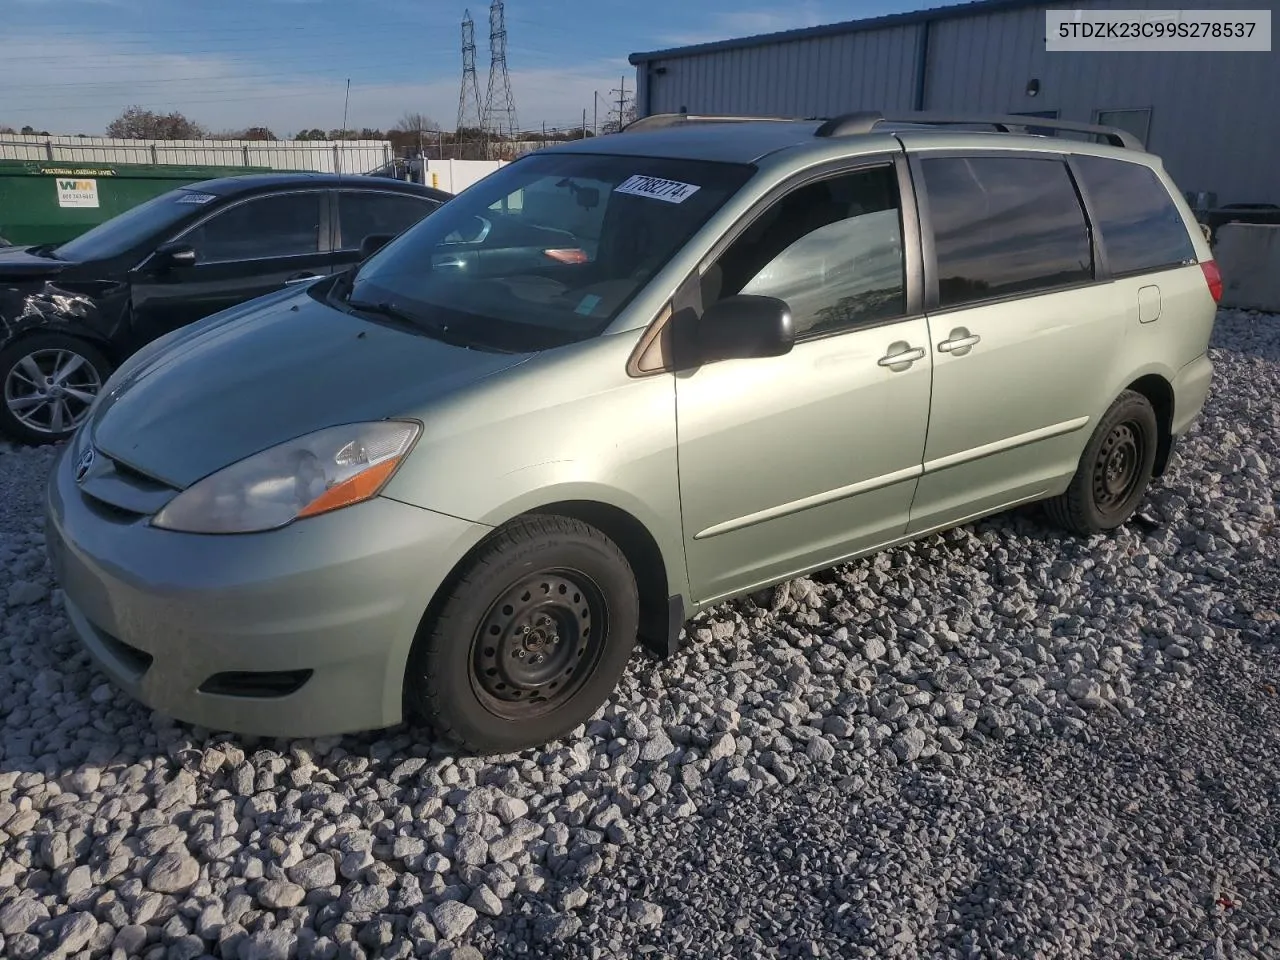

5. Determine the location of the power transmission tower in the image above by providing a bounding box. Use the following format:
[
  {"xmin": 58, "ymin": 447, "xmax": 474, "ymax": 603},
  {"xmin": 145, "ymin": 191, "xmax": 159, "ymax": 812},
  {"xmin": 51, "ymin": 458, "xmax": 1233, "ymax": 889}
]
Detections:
[
  {"xmin": 455, "ymin": 10, "xmax": 484, "ymax": 155},
  {"xmin": 608, "ymin": 76, "xmax": 633, "ymax": 133},
  {"xmin": 484, "ymin": 0, "xmax": 519, "ymax": 155}
]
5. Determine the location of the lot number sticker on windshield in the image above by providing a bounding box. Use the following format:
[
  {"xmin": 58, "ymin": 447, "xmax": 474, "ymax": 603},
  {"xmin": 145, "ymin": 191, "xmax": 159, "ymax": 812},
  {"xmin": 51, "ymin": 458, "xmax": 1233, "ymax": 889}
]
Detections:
[{"xmin": 614, "ymin": 175, "xmax": 701, "ymax": 204}]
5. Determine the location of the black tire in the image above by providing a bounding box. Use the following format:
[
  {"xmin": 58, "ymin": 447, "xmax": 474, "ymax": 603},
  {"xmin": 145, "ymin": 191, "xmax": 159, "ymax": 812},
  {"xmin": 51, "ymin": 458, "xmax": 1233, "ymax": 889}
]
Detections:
[
  {"xmin": 406, "ymin": 515, "xmax": 639, "ymax": 755},
  {"xmin": 0, "ymin": 333, "xmax": 113, "ymax": 445},
  {"xmin": 1045, "ymin": 390, "xmax": 1159, "ymax": 535}
]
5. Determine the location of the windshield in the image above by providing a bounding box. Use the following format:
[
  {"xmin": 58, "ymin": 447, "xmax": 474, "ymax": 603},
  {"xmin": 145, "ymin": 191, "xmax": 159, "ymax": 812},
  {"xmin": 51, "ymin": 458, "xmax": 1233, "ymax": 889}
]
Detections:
[
  {"xmin": 344, "ymin": 152, "xmax": 755, "ymax": 351},
  {"xmin": 53, "ymin": 188, "xmax": 211, "ymax": 261}
]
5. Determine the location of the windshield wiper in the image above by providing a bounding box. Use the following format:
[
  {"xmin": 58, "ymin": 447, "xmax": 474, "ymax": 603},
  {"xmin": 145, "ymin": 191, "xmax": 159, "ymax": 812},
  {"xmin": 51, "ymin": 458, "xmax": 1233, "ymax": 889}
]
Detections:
[
  {"xmin": 347, "ymin": 298, "xmax": 422, "ymax": 327},
  {"xmin": 346, "ymin": 298, "xmax": 481, "ymax": 349}
]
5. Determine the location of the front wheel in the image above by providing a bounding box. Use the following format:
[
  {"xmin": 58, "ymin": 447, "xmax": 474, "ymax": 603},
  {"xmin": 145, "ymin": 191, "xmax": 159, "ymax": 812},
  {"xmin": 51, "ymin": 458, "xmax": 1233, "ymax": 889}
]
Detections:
[
  {"xmin": 406, "ymin": 515, "xmax": 639, "ymax": 755},
  {"xmin": 0, "ymin": 334, "xmax": 112, "ymax": 445},
  {"xmin": 1045, "ymin": 389, "xmax": 1159, "ymax": 535}
]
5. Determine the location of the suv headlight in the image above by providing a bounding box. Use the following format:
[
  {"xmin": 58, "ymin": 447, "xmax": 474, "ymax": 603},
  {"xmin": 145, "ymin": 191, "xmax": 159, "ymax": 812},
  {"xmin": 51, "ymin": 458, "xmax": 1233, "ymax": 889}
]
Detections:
[{"xmin": 152, "ymin": 421, "xmax": 421, "ymax": 534}]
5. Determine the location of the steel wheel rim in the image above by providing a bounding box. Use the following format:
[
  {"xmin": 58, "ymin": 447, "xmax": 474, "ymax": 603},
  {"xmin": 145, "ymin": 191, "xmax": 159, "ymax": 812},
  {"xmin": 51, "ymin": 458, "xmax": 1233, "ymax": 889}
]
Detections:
[
  {"xmin": 1092, "ymin": 420, "xmax": 1144, "ymax": 513},
  {"xmin": 470, "ymin": 569, "xmax": 608, "ymax": 720},
  {"xmin": 4, "ymin": 348, "xmax": 102, "ymax": 435}
]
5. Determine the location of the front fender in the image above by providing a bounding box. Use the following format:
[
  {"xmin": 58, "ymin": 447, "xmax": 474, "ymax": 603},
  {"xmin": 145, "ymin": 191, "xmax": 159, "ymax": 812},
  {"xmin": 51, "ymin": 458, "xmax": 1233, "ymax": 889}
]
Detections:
[{"xmin": 0, "ymin": 279, "xmax": 124, "ymax": 355}]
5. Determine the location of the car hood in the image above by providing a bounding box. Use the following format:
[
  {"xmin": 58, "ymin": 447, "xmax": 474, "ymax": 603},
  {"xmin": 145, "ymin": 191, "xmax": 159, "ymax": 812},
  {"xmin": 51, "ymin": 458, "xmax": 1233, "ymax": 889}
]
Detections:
[
  {"xmin": 0, "ymin": 244, "xmax": 73, "ymax": 280},
  {"xmin": 90, "ymin": 285, "xmax": 533, "ymax": 488}
]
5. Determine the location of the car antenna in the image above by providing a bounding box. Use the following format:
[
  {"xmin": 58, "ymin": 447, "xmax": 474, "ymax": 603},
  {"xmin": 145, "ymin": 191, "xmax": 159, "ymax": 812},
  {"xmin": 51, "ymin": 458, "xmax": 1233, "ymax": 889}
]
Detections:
[{"xmin": 338, "ymin": 78, "xmax": 351, "ymax": 190}]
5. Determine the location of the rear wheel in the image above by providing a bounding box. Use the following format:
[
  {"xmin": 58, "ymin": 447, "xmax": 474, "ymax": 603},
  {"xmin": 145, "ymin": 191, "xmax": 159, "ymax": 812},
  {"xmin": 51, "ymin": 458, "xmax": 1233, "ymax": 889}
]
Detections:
[
  {"xmin": 0, "ymin": 334, "xmax": 112, "ymax": 445},
  {"xmin": 1045, "ymin": 390, "xmax": 1158, "ymax": 535},
  {"xmin": 406, "ymin": 515, "xmax": 638, "ymax": 754}
]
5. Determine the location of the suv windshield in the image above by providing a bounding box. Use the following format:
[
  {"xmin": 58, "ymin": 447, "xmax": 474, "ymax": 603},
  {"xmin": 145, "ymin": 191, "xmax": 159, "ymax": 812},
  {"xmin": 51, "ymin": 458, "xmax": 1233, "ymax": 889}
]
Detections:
[
  {"xmin": 53, "ymin": 188, "xmax": 211, "ymax": 261},
  {"xmin": 343, "ymin": 152, "xmax": 755, "ymax": 351}
]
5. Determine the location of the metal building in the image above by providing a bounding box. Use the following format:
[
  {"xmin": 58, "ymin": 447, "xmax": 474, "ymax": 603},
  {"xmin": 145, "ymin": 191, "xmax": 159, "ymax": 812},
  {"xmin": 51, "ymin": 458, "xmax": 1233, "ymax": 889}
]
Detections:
[{"xmin": 629, "ymin": 0, "xmax": 1278, "ymax": 205}]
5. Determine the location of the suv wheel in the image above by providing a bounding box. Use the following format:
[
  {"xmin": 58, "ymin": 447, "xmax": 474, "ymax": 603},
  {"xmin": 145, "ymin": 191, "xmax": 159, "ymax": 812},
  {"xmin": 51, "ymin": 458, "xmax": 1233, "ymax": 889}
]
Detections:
[
  {"xmin": 1045, "ymin": 389, "xmax": 1159, "ymax": 535},
  {"xmin": 0, "ymin": 334, "xmax": 112, "ymax": 445},
  {"xmin": 406, "ymin": 515, "xmax": 639, "ymax": 755}
]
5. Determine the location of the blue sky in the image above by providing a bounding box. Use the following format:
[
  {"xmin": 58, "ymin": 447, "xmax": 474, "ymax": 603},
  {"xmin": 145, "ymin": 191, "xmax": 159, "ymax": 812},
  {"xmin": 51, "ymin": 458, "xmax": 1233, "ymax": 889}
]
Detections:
[{"xmin": 1, "ymin": 0, "xmax": 921, "ymax": 137}]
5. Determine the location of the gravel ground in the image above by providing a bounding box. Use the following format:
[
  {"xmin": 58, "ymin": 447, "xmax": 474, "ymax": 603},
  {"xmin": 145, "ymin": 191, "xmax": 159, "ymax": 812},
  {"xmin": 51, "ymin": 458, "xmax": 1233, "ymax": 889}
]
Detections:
[{"xmin": 0, "ymin": 308, "xmax": 1276, "ymax": 960}]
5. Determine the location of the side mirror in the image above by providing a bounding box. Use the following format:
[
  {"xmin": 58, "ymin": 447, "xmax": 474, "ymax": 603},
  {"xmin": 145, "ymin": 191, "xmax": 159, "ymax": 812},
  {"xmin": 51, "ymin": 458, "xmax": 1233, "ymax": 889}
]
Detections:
[
  {"xmin": 359, "ymin": 233, "xmax": 395, "ymax": 259},
  {"xmin": 694, "ymin": 294, "xmax": 795, "ymax": 364},
  {"xmin": 154, "ymin": 241, "xmax": 197, "ymax": 269}
]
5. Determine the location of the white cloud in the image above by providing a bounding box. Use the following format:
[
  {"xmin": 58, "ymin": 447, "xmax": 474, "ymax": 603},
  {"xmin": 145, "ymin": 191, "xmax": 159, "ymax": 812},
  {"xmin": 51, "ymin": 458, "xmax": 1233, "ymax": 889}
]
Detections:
[{"xmin": 0, "ymin": 31, "xmax": 629, "ymax": 138}]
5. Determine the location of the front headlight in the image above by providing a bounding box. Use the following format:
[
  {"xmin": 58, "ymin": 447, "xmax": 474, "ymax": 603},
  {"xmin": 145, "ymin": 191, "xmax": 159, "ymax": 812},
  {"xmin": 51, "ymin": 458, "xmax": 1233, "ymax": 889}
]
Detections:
[{"xmin": 151, "ymin": 420, "xmax": 421, "ymax": 534}]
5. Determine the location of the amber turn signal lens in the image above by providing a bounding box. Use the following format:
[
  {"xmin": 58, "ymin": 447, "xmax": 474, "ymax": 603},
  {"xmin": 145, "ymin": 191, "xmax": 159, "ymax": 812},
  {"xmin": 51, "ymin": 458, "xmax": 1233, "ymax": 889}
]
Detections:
[{"xmin": 297, "ymin": 457, "xmax": 403, "ymax": 519}]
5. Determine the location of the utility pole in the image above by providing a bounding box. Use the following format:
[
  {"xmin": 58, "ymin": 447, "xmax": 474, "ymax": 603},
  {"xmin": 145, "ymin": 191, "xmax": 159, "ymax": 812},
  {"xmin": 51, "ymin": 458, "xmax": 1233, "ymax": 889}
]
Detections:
[
  {"xmin": 592, "ymin": 91, "xmax": 598, "ymax": 137},
  {"xmin": 608, "ymin": 76, "xmax": 631, "ymax": 133},
  {"xmin": 582, "ymin": 108, "xmax": 587, "ymax": 139}
]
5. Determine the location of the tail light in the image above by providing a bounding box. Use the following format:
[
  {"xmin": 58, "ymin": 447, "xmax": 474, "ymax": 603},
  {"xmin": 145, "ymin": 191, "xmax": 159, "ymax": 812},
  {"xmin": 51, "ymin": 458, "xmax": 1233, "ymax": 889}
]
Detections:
[{"xmin": 1200, "ymin": 259, "xmax": 1223, "ymax": 303}]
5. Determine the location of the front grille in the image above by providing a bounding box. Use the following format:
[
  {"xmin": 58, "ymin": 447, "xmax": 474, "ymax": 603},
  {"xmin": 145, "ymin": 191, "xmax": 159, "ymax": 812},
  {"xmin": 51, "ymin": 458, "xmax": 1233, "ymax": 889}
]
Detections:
[
  {"xmin": 78, "ymin": 489, "xmax": 149, "ymax": 521},
  {"xmin": 76, "ymin": 448, "xmax": 178, "ymax": 519},
  {"xmin": 108, "ymin": 457, "xmax": 173, "ymax": 491},
  {"xmin": 198, "ymin": 670, "xmax": 314, "ymax": 699}
]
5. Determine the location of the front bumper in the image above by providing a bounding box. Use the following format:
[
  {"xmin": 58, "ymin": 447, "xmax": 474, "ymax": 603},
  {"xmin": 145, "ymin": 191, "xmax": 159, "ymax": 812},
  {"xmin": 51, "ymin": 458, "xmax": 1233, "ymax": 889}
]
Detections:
[{"xmin": 45, "ymin": 443, "xmax": 486, "ymax": 738}]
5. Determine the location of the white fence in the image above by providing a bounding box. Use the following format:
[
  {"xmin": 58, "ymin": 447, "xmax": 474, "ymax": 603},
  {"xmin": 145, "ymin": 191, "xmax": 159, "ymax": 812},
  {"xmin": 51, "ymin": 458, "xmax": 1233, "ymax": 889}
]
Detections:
[
  {"xmin": 423, "ymin": 158, "xmax": 508, "ymax": 194},
  {"xmin": 0, "ymin": 134, "xmax": 393, "ymax": 174}
]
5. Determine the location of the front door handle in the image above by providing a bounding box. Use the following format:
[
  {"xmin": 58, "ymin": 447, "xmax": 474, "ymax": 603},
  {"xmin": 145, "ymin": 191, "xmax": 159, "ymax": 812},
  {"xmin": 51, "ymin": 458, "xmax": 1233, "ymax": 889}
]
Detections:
[
  {"xmin": 878, "ymin": 343, "xmax": 926, "ymax": 370},
  {"xmin": 285, "ymin": 272, "xmax": 320, "ymax": 285},
  {"xmin": 938, "ymin": 328, "xmax": 981, "ymax": 355}
]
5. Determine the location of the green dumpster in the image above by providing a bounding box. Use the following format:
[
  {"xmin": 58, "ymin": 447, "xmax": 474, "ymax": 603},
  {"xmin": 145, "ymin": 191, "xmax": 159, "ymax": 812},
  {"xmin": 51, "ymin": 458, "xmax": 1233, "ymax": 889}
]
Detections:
[{"xmin": 0, "ymin": 159, "xmax": 291, "ymax": 247}]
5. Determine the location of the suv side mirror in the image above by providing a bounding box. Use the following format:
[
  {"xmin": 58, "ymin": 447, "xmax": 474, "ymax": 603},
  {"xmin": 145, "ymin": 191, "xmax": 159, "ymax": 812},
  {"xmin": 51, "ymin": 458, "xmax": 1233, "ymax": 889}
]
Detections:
[
  {"xmin": 694, "ymin": 295, "xmax": 795, "ymax": 364},
  {"xmin": 359, "ymin": 233, "xmax": 395, "ymax": 259},
  {"xmin": 154, "ymin": 241, "xmax": 197, "ymax": 269}
]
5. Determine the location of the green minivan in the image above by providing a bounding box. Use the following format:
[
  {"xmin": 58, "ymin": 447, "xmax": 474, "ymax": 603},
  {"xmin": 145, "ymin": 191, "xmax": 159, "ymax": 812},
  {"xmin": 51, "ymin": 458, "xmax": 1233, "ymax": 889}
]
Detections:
[{"xmin": 45, "ymin": 111, "xmax": 1220, "ymax": 755}]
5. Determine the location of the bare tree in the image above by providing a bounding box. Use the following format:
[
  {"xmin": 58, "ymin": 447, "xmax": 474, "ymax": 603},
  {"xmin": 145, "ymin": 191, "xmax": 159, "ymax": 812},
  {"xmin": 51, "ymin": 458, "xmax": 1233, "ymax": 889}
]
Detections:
[
  {"xmin": 395, "ymin": 111, "xmax": 440, "ymax": 155},
  {"xmin": 396, "ymin": 111, "xmax": 440, "ymax": 135},
  {"xmin": 107, "ymin": 106, "xmax": 207, "ymax": 140}
]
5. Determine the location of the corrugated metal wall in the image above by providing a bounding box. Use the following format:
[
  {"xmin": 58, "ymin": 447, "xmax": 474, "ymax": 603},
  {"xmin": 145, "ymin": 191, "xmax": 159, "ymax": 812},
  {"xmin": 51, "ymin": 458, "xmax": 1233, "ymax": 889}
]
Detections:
[
  {"xmin": 923, "ymin": 0, "xmax": 1278, "ymax": 204},
  {"xmin": 0, "ymin": 134, "xmax": 393, "ymax": 174},
  {"xmin": 642, "ymin": 25, "xmax": 921, "ymax": 118},
  {"xmin": 637, "ymin": 0, "xmax": 1279, "ymax": 203}
]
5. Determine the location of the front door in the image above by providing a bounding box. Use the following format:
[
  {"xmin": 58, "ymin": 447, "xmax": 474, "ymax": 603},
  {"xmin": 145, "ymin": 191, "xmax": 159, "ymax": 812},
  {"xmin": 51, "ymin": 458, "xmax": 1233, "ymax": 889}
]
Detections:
[
  {"xmin": 676, "ymin": 159, "xmax": 933, "ymax": 604},
  {"xmin": 129, "ymin": 189, "xmax": 333, "ymax": 347},
  {"xmin": 905, "ymin": 151, "xmax": 1126, "ymax": 534}
]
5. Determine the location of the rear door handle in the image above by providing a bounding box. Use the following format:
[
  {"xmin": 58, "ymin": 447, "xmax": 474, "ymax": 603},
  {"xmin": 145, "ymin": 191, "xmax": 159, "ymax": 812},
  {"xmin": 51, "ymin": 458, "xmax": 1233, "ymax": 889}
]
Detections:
[
  {"xmin": 938, "ymin": 329, "xmax": 981, "ymax": 354},
  {"xmin": 878, "ymin": 344, "xmax": 926, "ymax": 369}
]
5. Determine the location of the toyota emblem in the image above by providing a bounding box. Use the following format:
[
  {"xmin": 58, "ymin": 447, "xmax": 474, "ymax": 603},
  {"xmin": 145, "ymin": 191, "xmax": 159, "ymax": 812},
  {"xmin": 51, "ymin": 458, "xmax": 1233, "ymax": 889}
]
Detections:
[{"xmin": 74, "ymin": 447, "xmax": 95, "ymax": 483}]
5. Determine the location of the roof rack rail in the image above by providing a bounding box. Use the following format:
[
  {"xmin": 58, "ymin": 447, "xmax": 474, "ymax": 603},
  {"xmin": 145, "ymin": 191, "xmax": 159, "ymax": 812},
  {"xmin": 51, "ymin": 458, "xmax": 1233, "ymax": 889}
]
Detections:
[
  {"xmin": 813, "ymin": 111, "xmax": 886, "ymax": 137},
  {"xmin": 622, "ymin": 112, "xmax": 804, "ymax": 133},
  {"xmin": 814, "ymin": 110, "xmax": 1142, "ymax": 150}
]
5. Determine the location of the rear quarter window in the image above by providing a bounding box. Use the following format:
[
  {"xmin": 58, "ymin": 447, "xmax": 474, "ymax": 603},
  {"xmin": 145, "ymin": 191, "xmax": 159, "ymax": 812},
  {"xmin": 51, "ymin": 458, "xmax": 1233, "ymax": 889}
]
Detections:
[
  {"xmin": 1071, "ymin": 156, "xmax": 1196, "ymax": 277},
  {"xmin": 921, "ymin": 155, "xmax": 1093, "ymax": 309}
]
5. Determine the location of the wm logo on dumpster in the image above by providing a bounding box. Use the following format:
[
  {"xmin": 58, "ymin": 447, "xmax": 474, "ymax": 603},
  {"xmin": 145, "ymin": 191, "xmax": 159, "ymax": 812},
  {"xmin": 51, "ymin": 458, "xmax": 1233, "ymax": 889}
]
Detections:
[{"xmin": 55, "ymin": 177, "xmax": 100, "ymax": 209}]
